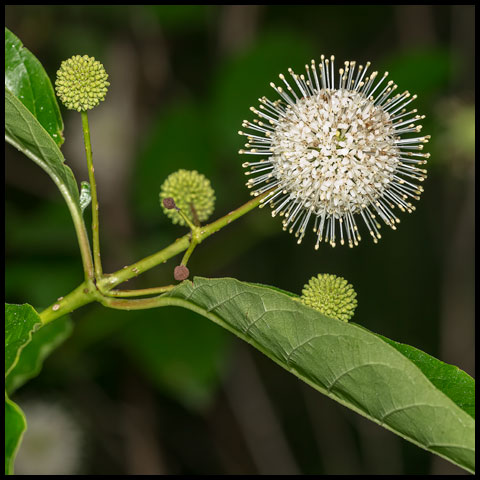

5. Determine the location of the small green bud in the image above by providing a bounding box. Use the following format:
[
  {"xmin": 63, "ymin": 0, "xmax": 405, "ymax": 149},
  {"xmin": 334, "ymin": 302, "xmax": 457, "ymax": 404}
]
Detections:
[
  {"xmin": 55, "ymin": 55, "xmax": 110, "ymax": 112},
  {"xmin": 160, "ymin": 169, "xmax": 215, "ymax": 226},
  {"xmin": 301, "ymin": 273, "xmax": 357, "ymax": 322}
]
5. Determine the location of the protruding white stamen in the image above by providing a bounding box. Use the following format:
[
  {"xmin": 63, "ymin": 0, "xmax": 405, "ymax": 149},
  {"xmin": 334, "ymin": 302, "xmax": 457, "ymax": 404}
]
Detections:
[{"xmin": 239, "ymin": 54, "xmax": 428, "ymax": 248}]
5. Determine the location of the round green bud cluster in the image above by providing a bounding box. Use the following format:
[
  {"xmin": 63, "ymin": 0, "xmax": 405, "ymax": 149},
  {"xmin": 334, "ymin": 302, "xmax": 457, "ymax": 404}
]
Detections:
[
  {"xmin": 160, "ymin": 169, "xmax": 215, "ymax": 226},
  {"xmin": 301, "ymin": 274, "xmax": 357, "ymax": 322},
  {"xmin": 55, "ymin": 55, "xmax": 110, "ymax": 112}
]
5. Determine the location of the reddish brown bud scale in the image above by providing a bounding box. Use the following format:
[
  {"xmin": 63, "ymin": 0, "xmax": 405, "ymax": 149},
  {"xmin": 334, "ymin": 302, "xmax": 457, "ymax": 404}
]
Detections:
[
  {"xmin": 163, "ymin": 197, "xmax": 177, "ymax": 210},
  {"xmin": 174, "ymin": 265, "xmax": 190, "ymax": 281}
]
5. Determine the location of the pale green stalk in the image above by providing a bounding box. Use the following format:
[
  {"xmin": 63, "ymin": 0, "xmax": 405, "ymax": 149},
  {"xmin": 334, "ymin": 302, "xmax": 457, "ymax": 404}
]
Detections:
[
  {"xmin": 81, "ymin": 111, "xmax": 102, "ymax": 279},
  {"xmin": 104, "ymin": 286, "xmax": 175, "ymax": 297}
]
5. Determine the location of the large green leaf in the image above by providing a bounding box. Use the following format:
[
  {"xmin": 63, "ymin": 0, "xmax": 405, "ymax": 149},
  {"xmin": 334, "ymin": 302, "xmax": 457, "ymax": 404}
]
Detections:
[
  {"xmin": 5, "ymin": 303, "xmax": 42, "ymax": 475},
  {"xmin": 5, "ymin": 393, "xmax": 26, "ymax": 475},
  {"xmin": 6, "ymin": 316, "xmax": 73, "ymax": 395},
  {"xmin": 5, "ymin": 30, "xmax": 88, "ymax": 272},
  {"xmin": 5, "ymin": 88, "xmax": 81, "ymax": 218},
  {"xmin": 5, "ymin": 27, "xmax": 64, "ymax": 146},
  {"xmin": 164, "ymin": 277, "xmax": 475, "ymax": 473}
]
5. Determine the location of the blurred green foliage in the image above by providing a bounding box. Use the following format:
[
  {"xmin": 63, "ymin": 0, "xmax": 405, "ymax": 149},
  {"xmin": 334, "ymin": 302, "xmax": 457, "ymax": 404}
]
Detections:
[{"xmin": 118, "ymin": 308, "xmax": 230, "ymax": 411}]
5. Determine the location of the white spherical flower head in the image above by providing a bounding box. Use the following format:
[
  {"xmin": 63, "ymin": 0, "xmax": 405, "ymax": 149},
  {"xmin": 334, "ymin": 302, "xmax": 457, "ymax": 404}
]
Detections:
[{"xmin": 239, "ymin": 55, "xmax": 430, "ymax": 248}]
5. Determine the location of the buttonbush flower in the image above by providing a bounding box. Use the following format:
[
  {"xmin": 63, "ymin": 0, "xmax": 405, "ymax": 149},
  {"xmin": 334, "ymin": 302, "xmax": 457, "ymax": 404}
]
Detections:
[
  {"xmin": 240, "ymin": 55, "xmax": 430, "ymax": 248},
  {"xmin": 55, "ymin": 55, "xmax": 109, "ymax": 112},
  {"xmin": 301, "ymin": 273, "xmax": 357, "ymax": 322},
  {"xmin": 160, "ymin": 169, "xmax": 215, "ymax": 226}
]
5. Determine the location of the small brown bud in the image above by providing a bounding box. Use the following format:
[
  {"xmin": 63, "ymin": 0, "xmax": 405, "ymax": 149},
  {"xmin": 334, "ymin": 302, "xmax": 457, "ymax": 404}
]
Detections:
[
  {"xmin": 174, "ymin": 265, "xmax": 190, "ymax": 281},
  {"xmin": 163, "ymin": 197, "xmax": 177, "ymax": 210}
]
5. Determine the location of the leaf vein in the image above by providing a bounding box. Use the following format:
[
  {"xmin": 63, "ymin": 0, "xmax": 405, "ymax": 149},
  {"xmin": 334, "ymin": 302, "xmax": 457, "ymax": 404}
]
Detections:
[{"xmin": 326, "ymin": 362, "xmax": 394, "ymax": 392}]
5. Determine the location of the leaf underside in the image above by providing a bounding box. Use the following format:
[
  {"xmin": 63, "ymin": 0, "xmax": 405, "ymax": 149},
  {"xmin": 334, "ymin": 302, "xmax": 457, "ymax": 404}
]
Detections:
[
  {"xmin": 5, "ymin": 27, "xmax": 64, "ymax": 146},
  {"xmin": 5, "ymin": 88, "xmax": 81, "ymax": 215},
  {"xmin": 164, "ymin": 277, "xmax": 475, "ymax": 473}
]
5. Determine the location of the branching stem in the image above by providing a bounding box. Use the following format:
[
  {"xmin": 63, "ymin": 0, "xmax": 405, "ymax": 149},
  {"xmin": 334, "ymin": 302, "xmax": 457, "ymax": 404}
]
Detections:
[{"xmin": 39, "ymin": 189, "xmax": 275, "ymax": 324}]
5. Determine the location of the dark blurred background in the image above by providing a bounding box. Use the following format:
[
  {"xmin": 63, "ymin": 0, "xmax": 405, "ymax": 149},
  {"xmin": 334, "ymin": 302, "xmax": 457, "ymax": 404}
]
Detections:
[{"xmin": 5, "ymin": 5, "xmax": 474, "ymax": 475}]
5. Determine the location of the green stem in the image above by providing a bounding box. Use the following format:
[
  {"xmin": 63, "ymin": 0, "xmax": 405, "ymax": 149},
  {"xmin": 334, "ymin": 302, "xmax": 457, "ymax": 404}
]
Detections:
[
  {"xmin": 39, "ymin": 280, "xmax": 98, "ymax": 325},
  {"xmin": 97, "ymin": 234, "xmax": 191, "ymax": 291},
  {"xmin": 181, "ymin": 235, "xmax": 198, "ymax": 266},
  {"xmin": 81, "ymin": 111, "xmax": 102, "ymax": 279},
  {"xmin": 177, "ymin": 208, "xmax": 197, "ymax": 231},
  {"xmin": 99, "ymin": 293, "xmax": 173, "ymax": 310},
  {"xmin": 103, "ymin": 285, "xmax": 175, "ymax": 297},
  {"xmin": 99, "ymin": 189, "xmax": 273, "ymax": 291},
  {"xmin": 71, "ymin": 208, "xmax": 95, "ymax": 281},
  {"xmin": 199, "ymin": 191, "xmax": 273, "ymax": 239},
  {"xmin": 40, "ymin": 188, "xmax": 275, "ymax": 323}
]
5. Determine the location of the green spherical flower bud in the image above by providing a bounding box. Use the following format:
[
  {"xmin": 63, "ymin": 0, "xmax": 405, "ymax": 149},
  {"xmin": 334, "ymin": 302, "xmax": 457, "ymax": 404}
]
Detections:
[
  {"xmin": 55, "ymin": 55, "xmax": 110, "ymax": 112},
  {"xmin": 160, "ymin": 169, "xmax": 215, "ymax": 226},
  {"xmin": 301, "ymin": 273, "xmax": 357, "ymax": 322}
]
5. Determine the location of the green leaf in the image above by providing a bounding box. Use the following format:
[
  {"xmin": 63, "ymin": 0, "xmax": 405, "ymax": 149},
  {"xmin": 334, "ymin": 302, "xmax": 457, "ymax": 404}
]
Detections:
[
  {"xmin": 5, "ymin": 88, "xmax": 81, "ymax": 217},
  {"xmin": 5, "ymin": 303, "xmax": 42, "ymax": 378},
  {"xmin": 377, "ymin": 334, "xmax": 475, "ymax": 420},
  {"xmin": 4, "ymin": 303, "xmax": 42, "ymax": 475},
  {"xmin": 164, "ymin": 277, "xmax": 475, "ymax": 473},
  {"xmin": 5, "ymin": 393, "xmax": 26, "ymax": 475},
  {"xmin": 6, "ymin": 316, "xmax": 74, "ymax": 395},
  {"xmin": 5, "ymin": 27, "xmax": 64, "ymax": 146}
]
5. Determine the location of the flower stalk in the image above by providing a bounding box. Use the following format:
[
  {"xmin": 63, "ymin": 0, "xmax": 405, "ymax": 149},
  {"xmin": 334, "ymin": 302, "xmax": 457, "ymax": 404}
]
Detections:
[
  {"xmin": 181, "ymin": 236, "xmax": 198, "ymax": 267},
  {"xmin": 55, "ymin": 55, "xmax": 109, "ymax": 281},
  {"xmin": 81, "ymin": 111, "xmax": 103, "ymax": 280}
]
